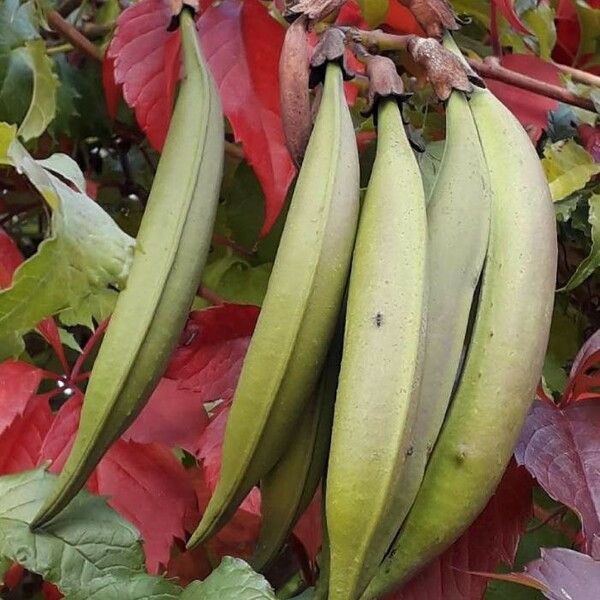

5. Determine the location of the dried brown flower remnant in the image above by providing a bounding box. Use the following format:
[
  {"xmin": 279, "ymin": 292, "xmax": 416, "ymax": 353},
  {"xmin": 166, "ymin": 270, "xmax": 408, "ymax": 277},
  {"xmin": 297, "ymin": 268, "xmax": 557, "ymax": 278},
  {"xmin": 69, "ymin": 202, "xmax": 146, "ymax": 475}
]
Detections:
[
  {"xmin": 310, "ymin": 27, "xmax": 354, "ymax": 88},
  {"xmin": 279, "ymin": 16, "xmax": 312, "ymax": 167},
  {"xmin": 400, "ymin": 0, "xmax": 460, "ymax": 38},
  {"xmin": 286, "ymin": 0, "xmax": 345, "ymax": 23},
  {"xmin": 361, "ymin": 55, "xmax": 411, "ymax": 117},
  {"xmin": 407, "ymin": 36, "xmax": 472, "ymax": 100}
]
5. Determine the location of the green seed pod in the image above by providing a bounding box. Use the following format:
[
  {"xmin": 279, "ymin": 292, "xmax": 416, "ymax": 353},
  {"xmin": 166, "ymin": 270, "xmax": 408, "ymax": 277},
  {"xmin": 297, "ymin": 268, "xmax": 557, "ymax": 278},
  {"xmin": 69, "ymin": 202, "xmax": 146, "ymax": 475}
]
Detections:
[
  {"xmin": 327, "ymin": 95, "xmax": 428, "ymax": 600},
  {"xmin": 187, "ymin": 61, "xmax": 360, "ymax": 549},
  {"xmin": 31, "ymin": 11, "xmax": 224, "ymax": 529},
  {"xmin": 363, "ymin": 67, "xmax": 557, "ymax": 600}
]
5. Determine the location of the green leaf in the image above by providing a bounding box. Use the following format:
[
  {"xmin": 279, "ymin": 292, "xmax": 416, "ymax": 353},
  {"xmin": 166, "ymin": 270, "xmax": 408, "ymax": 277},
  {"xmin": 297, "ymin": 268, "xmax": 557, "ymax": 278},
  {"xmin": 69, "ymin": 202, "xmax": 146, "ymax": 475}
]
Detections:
[
  {"xmin": 0, "ymin": 0, "xmax": 39, "ymax": 46},
  {"xmin": 202, "ymin": 250, "xmax": 271, "ymax": 306},
  {"xmin": 521, "ymin": 4, "xmax": 556, "ymax": 59},
  {"xmin": 180, "ymin": 557, "xmax": 275, "ymax": 600},
  {"xmin": 575, "ymin": 0, "xmax": 600, "ymax": 58},
  {"xmin": 357, "ymin": 0, "xmax": 389, "ymax": 26},
  {"xmin": 541, "ymin": 139, "xmax": 600, "ymax": 201},
  {"xmin": 0, "ymin": 127, "xmax": 135, "ymax": 354},
  {"xmin": 543, "ymin": 297, "xmax": 586, "ymax": 394},
  {"xmin": 0, "ymin": 555, "xmax": 10, "ymax": 584},
  {"xmin": 561, "ymin": 194, "xmax": 600, "ymax": 291},
  {"xmin": 17, "ymin": 39, "xmax": 58, "ymax": 140},
  {"xmin": 0, "ymin": 468, "xmax": 181, "ymax": 600}
]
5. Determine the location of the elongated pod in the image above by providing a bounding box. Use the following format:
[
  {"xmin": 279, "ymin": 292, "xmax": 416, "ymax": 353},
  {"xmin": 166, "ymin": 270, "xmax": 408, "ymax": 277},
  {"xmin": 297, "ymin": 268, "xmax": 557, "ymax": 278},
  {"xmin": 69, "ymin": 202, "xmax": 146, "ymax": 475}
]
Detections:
[
  {"xmin": 326, "ymin": 96, "xmax": 427, "ymax": 600},
  {"xmin": 363, "ymin": 86, "xmax": 557, "ymax": 600},
  {"xmin": 187, "ymin": 61, "xmax": 359, "ymax": 548},
  {"xmin": 31, "ymin": 12, "xmax": 223, "ymax": 529},
  {"xmin": 387, "ymin": 76, "xmax": 491, "ymax": 536},
  {"xmin": 252, "ymin": 336, "xmax": 340, "ymax": 571}
]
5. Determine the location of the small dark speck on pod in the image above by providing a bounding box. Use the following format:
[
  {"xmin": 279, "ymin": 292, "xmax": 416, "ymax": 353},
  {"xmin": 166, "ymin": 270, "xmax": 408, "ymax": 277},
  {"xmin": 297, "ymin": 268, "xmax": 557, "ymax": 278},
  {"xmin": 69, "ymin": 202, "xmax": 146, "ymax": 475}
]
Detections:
[
  {"xmin": 374, "ymin": 312, "xmax": 383, "ymax": 328},
  {"xmin": 406, "ymin": 446, "xmax": 414, "ymax": 456}
]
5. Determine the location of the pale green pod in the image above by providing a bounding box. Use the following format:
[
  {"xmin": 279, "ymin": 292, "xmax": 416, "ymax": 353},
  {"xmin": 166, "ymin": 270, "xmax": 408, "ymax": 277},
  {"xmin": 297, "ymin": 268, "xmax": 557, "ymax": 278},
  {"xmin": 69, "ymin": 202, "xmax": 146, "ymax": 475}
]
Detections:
[
  {"xmin": 252, "ymin": 338, "xmax": 339, "ymax": 572},
  {"xmin": 380, "ymin": 75, "xmax": 492, "ymax": 548},
  {"xmin": 31, "ymin": 11, "xmax": 223, "ymax": 529},
  {"xmin": 363, "ymin": 86, "xmax": 557, "ymax": 600},
  {"xmin": 326, "ymin": 97, "xmax": 428, "ymax": 600},
  {"xmin": 187, "ymin": 62, "xmax": 360, "ymax": 548}
]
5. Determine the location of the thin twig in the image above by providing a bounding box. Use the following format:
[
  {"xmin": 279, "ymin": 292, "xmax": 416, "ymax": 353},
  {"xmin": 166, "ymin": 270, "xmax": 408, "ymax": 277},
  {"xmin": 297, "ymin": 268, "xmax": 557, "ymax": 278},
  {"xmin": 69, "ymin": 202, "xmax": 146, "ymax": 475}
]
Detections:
[
  {"xmin": 554, "ymin": 62, "xmax": 600, "ymax": 88},
  {"xmin": 46, "ymin": 9, "xmax": 104, "ymax": 62},
  {"xmin": 468, "ymin": 57, "xmax": 597, "ymax": 113}
]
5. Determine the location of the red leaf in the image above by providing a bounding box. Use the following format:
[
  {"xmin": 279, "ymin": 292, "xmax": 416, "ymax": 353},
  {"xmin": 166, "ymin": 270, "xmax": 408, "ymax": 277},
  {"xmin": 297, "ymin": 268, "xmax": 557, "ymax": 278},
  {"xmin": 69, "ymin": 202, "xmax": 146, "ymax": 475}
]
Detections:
[
  {"xmin": 493, "ymin": 0, "xmax": 530, "ymax": 35},
  {"xmin": 485, "ymin": 54, "xmax": 560, "ymax": 143},
  {"xmin": 335, "ymin": 0, "xmax": 369, "ymax": 27},
  {"xmin": 198, "ymin": 0, "xmax": 296, "ymax": 235},
  {"xmin": 0, "ymin": 393, "xmax": 53, "ymax": 475},
  {"xmin": 383, "ymin": 0, "xmax": 425, "ymax": 35},
  {"xmin": 102, "ymin": 55, "xmax": 121, "ymax": 120},
  {"xmin": 122, "ymin": 378, "xmax": 209, "ymax": 453},
  {"xmin": 516, "ymin": 399, "xmax": 600, "ymax": 555},
  {"xmin": 40, "ymin": 395, "xmax": 197, "ymax": 573},
  {"xmin": 553, "ymin": 0, "xmax": 580, "ymax": 66},
  {"xmin": 0, "ymin": 360, "xmax": 44, "ymax": 435},
  {"xmin": 165, "ymin": 304, "xmax": 259, "ymax": 405},
  {"xmin": 0, "ymin": 228, "xmax": 23, "ymax": 288},
  {"xmin": 504, "ymin": 548, "xmax": 600, "ymax": 600},
  {"xmin": 192, "ymin": 461, "xmax": 261, "ymax": 561},
  {"xmin": 106, "ymin": 0, "xmax": 182, "ymax": 151},
  {"xmin": 389, "ymin": 462, "xmax": 533, "ymax": 599},
  {"xmin": 292, "ymin": 489, "xmax": 323, "ymax": 563}
]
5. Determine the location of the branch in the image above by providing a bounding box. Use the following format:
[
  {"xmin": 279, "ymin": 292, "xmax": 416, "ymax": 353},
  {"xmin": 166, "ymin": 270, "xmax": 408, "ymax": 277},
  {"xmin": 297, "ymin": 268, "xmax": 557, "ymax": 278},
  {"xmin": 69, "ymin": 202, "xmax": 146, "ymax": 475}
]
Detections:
[
  {"xmin": 554, "ymin": 62, "xmax": 600, "ymax": 89},
  {"xmin": 46, "ymin": 9, "xmax": 104, "ymax": 62},
  {"xmin": 348, "ymin": 29, "xmax": 597, "ymax": 114},
  {"xmin": 468, "ymin": 57, "xmax": 597, "ymax": 113}
]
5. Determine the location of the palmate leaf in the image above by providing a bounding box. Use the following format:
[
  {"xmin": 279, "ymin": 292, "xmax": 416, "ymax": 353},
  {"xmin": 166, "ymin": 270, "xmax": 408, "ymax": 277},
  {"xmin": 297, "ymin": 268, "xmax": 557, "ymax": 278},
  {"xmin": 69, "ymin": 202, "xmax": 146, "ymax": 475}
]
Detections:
[
  {"xmin": 0, "ymin": 123, "xmax": 135, "ymax": 358},
  {"xmin": 0, "ymin": 0, "xmax": 57, "ymax": 137},
  {"xmin": 0, "ymin": 468, "xmax": 180, "ymax": 599},
  {"xmin": 179, "ymin": 557, "xmax": 275, "ymax": 600}
]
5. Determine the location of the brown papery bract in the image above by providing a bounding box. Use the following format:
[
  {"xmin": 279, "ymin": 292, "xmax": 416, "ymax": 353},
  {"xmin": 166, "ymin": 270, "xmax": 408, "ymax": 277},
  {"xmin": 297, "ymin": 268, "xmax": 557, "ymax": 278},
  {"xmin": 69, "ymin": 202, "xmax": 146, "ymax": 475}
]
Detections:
[
  {"xmin": 400, "ymin": 0, "xmax": 460, "ymax": 39},
  {"xmin": 407, "ymin": 36, "xmax": 472, "ymax": 100}
]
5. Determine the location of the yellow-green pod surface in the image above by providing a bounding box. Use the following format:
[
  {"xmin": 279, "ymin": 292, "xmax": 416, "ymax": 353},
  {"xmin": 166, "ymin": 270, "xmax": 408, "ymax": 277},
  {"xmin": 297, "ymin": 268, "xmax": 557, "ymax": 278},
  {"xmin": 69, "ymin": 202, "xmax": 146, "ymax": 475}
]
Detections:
[
  {"xmin": 31, "ymin": 12, "xmax": 223, "ymax": 529},
  {"xmin": 252, "ymin": 339, "xmax": 339, "ymax": 572},
  {"xmin": 326, "ymin": 97, "xmax": 427, "ymax": 600},
  {"xmin": 363, "ymin": 88, "xmax": 557, "ymax": 599},
  {"xmin": 385, "ymin": 88, "xmax": 491, "ymax": 542},
  {"xmin": 188, "ymin": 62, "xmax": 360, "ymax": 548}
]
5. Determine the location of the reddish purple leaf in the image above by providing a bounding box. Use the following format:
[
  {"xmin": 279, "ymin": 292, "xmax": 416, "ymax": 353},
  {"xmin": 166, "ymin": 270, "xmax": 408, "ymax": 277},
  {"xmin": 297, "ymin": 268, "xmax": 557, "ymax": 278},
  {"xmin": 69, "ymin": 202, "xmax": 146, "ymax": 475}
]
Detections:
[
  {"xmin": 122, "ymin": 377, "xmax": 209, "ymax": 453},
  {"xmin": 389, "ymin": 462, "xmax": 533, "ymax": 600},
  {"xmin": 499, "ymin": 548, "xmax": 600, "ymax": 600},
  {"xmin": 164, "ymin": 304, "xmax": 259, "ymax": 403},
  {"xmin": 579, "ymin": 125, "xmax": 600, "ymax": 164},
  {"xmin": 40, "ymin": 395, "xmax": 196, "ymax": 573},
  {"xmin": 515, "ymin": 399, "xmax": 600, "ymax": 556},
  {"xmin": 106, "ymin": 0, "xmax": 181, "ymax": 151},
  {"xmin": 198, "ymin": 0, "xmax": 296, "ymax": 235},
  {"xmin": 564, "ymin": 329, "xmax": 600, "ymax": 404}
]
